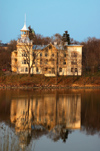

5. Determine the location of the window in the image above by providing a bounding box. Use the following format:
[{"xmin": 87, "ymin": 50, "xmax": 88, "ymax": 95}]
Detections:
[
  {"xmin": 45, "ymin": 59, "xmax": 48, "ymax": 64},
  {"xmin": 40, "ymin": 53, "xmax": 42, "ymax": 57},
  {"xmin": 15, "ymin": 59, "xmax": 17, "ymax": 62},
  {"xmin": 75, "ymin": 68, "xmax": 77, "ymax": 72},
  {"xmin": 49, "ymin": 45, "xmax": 52, "ymax": 49},
  {"xmin": 64, "ymin": 53, "xmax": 66, "ymax": 57},
  {"xmin": 45, "ymin": 68, "xmax": 48, "ymax": 71},
  {"xmin": 45, "ymin": 53, "xmax": 48, "ymax": 57},
  {"xmin": 71, "ymin": 60, "xmax": 77, "ymax": 65},
  {"xmin": 22, "ymin": 60, "xmax": 27, "ymax": 64},
  {"xmin": 52, "ymin": 59, "xmax": 55, "ymax": 64},
  {"xmin": 40, "ymin": 59, "xmax": 42, "ymax": 64},
  {"xmin": 71, "ymin": 68, "xmax": 74, "ymax": 72},
  {"xmin": 25, "ymin": 67, "xmax": 28, "ymax": 72},
  {"xmin": 49, "ymin": 70, "xmax": 51, "ymax": 73},
  {"xmin": 21, "ymin": 68, "xmax": 24, "ymax": 72},
  {"xmin": 24, "ymin": 60, "xmax": 27, "ymax": 64},
  {"xmin": 52, "ymin": 68, "xmax": 55, "ymax": 73},
  {"xmin": 45, "ymin": 49, "xmax": 48, "ymax": 52},
  {"xmin": 71, "ymin": 52, "xmax": 77, "ymax": 57},
  {"xmin": 22, "ymin": 51, "xmax": 27, "ymax": 57},
  {"xmin": 63, "ymin": 60, "xmax": 66, "ymax": 65},
  {"xmin": 33, "ymin": 52, "xmax": 34, "ymax": 56},
  {"xmin": 59, "ymin": 68, "xmax": 62, "ymax": 72},
  {"xmin": 36, "ymin": 67, "xmax": 38, "ymax": 72},
  {"xmin": 52, "ymin": 53, "xmax": 54, "ymax": 57}
]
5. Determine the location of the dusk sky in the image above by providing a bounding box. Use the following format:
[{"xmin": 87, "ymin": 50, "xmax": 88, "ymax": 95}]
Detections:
[{"xmin": 0, "ymin": 0, "xmax": 100, "ymax": 43}]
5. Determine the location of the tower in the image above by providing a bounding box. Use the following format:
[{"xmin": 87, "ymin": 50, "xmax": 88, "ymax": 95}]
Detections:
[
  {"xmin": 14, "ymin": 15, "xmax": 33, "ymax": 74},
  {"xmin": 20, "ymin": 15, "xmax": 29, "ymax": 38}
]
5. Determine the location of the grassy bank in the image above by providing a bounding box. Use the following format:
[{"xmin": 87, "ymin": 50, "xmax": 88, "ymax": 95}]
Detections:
[{"xmin": 0, "ymin": 71, "xmax": 100, "ymax": 89}]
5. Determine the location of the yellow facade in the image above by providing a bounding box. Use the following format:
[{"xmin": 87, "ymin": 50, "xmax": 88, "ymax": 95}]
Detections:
[{"xmin": 11, "ymin": 23, "xmax": 83, "ymax": 76}]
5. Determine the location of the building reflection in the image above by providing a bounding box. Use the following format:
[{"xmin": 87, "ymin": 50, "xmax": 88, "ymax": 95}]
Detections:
[{"xmin": 10, "ymin": 94, "xmax": 81, "ymax": 147}]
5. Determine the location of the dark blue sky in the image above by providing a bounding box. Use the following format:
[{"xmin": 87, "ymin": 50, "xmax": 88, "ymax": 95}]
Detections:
[{"xmin": 0, "ymin": 0, "xmax": 100, "ymax": 43}]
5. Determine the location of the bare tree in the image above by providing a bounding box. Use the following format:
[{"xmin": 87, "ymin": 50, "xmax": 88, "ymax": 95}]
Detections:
[{"xmin": 18, "ymin": 44, "xmax": 40, "ymax": 76}]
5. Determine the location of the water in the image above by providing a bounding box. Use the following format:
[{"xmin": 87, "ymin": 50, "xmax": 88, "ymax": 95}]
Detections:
[{"xmin": 0, "ymin": 89, "xmax": 100, "ymax": 151}]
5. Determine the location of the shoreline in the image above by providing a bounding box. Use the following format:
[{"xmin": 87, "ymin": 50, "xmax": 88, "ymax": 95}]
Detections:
[{"xmin": 0, "ymin": 84, "xmax": 100, "ymax": 89}]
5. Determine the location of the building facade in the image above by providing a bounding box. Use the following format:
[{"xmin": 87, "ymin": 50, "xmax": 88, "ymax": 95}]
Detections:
[{"xmin": 11, "ymin": 22, "xmax": 83, "ymax": 76}]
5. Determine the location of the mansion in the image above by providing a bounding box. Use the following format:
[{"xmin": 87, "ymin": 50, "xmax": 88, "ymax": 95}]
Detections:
[{"xmin": 11, "ymin": 22, "xmax": 83, "ymax": 76}]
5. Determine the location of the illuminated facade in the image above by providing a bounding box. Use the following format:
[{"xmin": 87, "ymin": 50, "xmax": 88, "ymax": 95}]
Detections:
[{"xmin": 11, "ymin": 22, "xmax": 83, "ymax": 76}]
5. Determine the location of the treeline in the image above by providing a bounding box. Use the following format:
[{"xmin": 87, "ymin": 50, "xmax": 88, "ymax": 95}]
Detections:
[
  {"xmin": 0, "ymin": 40, "xmax": 17, "ymax": 70},
  {"xmin": 81, "ymin": 37, "xmax": 100, "ymax": 73},
  {"xmin": 0, "ymin": 30, "xmax": 100, "ymax": 74}
]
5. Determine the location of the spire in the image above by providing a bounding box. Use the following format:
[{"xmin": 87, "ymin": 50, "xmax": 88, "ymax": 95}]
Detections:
[
  {"xmin": 25, "ymin": 13, "xmax": 26, "ymax": 25},
  {"xmin": 21, "ymin": 14, "xmax": 28, "ymax": 31}
]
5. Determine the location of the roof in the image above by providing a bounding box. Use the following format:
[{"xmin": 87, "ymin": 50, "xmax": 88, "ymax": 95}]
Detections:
[
  {"xmin": 20, "ymin": 22, "xmax": 28, "ymax": 31},
  {"xmin": 33, "ymin": 43, "xmax": 83, "ymax": 50},
  {"xmin": 33, "ymin": 44, "xmax": 64, "ymax": 50},
  {"xmin": 33, "ymin": 45, "xmax": 47, "ymax": 50},
  {"xmin": 67, "ymin": 44, "xmax": 83, "ymax": 47}
]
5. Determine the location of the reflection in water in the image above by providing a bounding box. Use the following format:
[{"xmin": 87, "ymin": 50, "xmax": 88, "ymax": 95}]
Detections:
[
  {"xmin": 0, "ymin": 90, "xmax": 100, "ymax": 151},
  {"xmin": 10, "ymin": 94, "xmax": 81, "ymax": 148}
]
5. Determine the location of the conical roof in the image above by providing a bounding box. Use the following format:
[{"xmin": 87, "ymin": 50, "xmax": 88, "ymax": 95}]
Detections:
[{"xmin": 21, "ymin": 22, "xmax": 28, "ymax": 31}]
